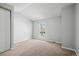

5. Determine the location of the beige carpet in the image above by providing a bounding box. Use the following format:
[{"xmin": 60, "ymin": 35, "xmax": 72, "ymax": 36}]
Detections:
[{"xmin": 0, "ymin": 39, "xmax": 76, "ymax": 56}]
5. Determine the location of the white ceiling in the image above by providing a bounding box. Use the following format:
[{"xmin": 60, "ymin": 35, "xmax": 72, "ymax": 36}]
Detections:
[{"xmin": 8, "ymin": 3, "xmax": 73, "ymax": 20}]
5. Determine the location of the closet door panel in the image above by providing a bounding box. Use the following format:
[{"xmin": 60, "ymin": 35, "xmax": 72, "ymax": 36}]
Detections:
[{"xmin": 0, "ymin": 8, "xmax": 10, "ymax": 53}]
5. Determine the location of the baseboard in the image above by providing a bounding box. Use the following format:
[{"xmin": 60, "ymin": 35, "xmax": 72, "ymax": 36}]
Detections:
[
  {"xmin": 75, "ymin": 49, "xmax": 79, "ymax": 56},
  {"xmin": 62, "ymin": 46, "xmax": 78, "ymax": 56},
  {"xmin": 53, "ymin": 41, "xmax": 63, "ymax": 44},
  {"xmin": 62, "ymin": 46, "xmax": 76, "ymax": 51},
  {"xmin": 14, "ymin": 39, "xmax": 31, "ymax": 44},
  {"xmin": 41, "ymin": 39, "xmax": 63, "ymax": 44}
]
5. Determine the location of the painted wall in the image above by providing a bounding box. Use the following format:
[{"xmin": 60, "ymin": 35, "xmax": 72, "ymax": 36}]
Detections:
[
  {"xmin": 32, "ymin": 16, "xmax": 61, "ymax": 43},
  {"xmin": 33, "ymin": 4, "xmax": 76, "ymax": 50},
  {"xmin": 62, "ymin": 4, "xmax": 76, "ymax": 49},
  {"xmin": 14, "ymin": 12, "xmax": 32, "ymax": 43},
  {"xmin": 76, "ymin": 4, "xmax": 79, "ymax": 51}
]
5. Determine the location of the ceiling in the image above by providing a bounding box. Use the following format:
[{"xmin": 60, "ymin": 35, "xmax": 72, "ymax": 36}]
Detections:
[{"xmin": 8, "ymin": 3, "xmax": 73, "ymax": 20}]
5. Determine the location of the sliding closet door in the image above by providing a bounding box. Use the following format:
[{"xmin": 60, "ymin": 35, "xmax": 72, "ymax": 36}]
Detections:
[{"xmin": 0, "ymin": 8, "xmax": 10, "ymax": 53}]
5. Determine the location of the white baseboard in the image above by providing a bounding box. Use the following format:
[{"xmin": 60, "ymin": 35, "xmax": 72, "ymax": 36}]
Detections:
[
  {"xmin": 62, "ymin": 46, "xmax": 76, "ymax": 51},
  {"xmin": 75, "ymin": 49, "xmax": 79, "ymax": 56},
  {"xmin": 62, "ymin": 46, "xmax": 78, "ymax": 56},
  {"xmin": 53, "ymin": 41, "xmax": 63, "ymax": 44},
  {"xmin": 32, "ymin": 39, "xmax": 63, "ymax": 43},
  {"xmin": 42, "ymin": 39, "xmax": 63, "ymax": 44}
]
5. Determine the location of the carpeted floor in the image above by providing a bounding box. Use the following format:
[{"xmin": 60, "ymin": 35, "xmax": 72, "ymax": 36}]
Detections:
[{"xmin": 0, "ymin": 39, "xmax": 76, "ymax": 56}]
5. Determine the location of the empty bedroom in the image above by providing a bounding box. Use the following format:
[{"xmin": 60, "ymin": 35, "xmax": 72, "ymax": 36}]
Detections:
[{"xmin": 0, "ymin": 3, "xmax": 79, "ymax": 56}]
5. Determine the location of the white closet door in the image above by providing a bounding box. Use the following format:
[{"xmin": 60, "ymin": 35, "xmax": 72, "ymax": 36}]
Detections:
[{"xmin": 0, "ymin": 8, "xmax": 10, "ymax": 53}]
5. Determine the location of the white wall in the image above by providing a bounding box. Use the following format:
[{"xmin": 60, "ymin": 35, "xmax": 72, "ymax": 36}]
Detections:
[
  {"xmin": 76, "ymin": 4, "xmax": 79, "ymax": 51},
  {"xmin": 62, "ymin": 4, "xmax": 76, "ymax": 49},
  {"xmin": 33, "ymin": 4, "xmax": 76, "ymax": 50},
  {"xmin": 32, "ymin": 16, "xmax": 61, "ymax": 43},
  {"xmin": 14, "ymin": 12, "xmax": 32, "ymax": 43}
]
